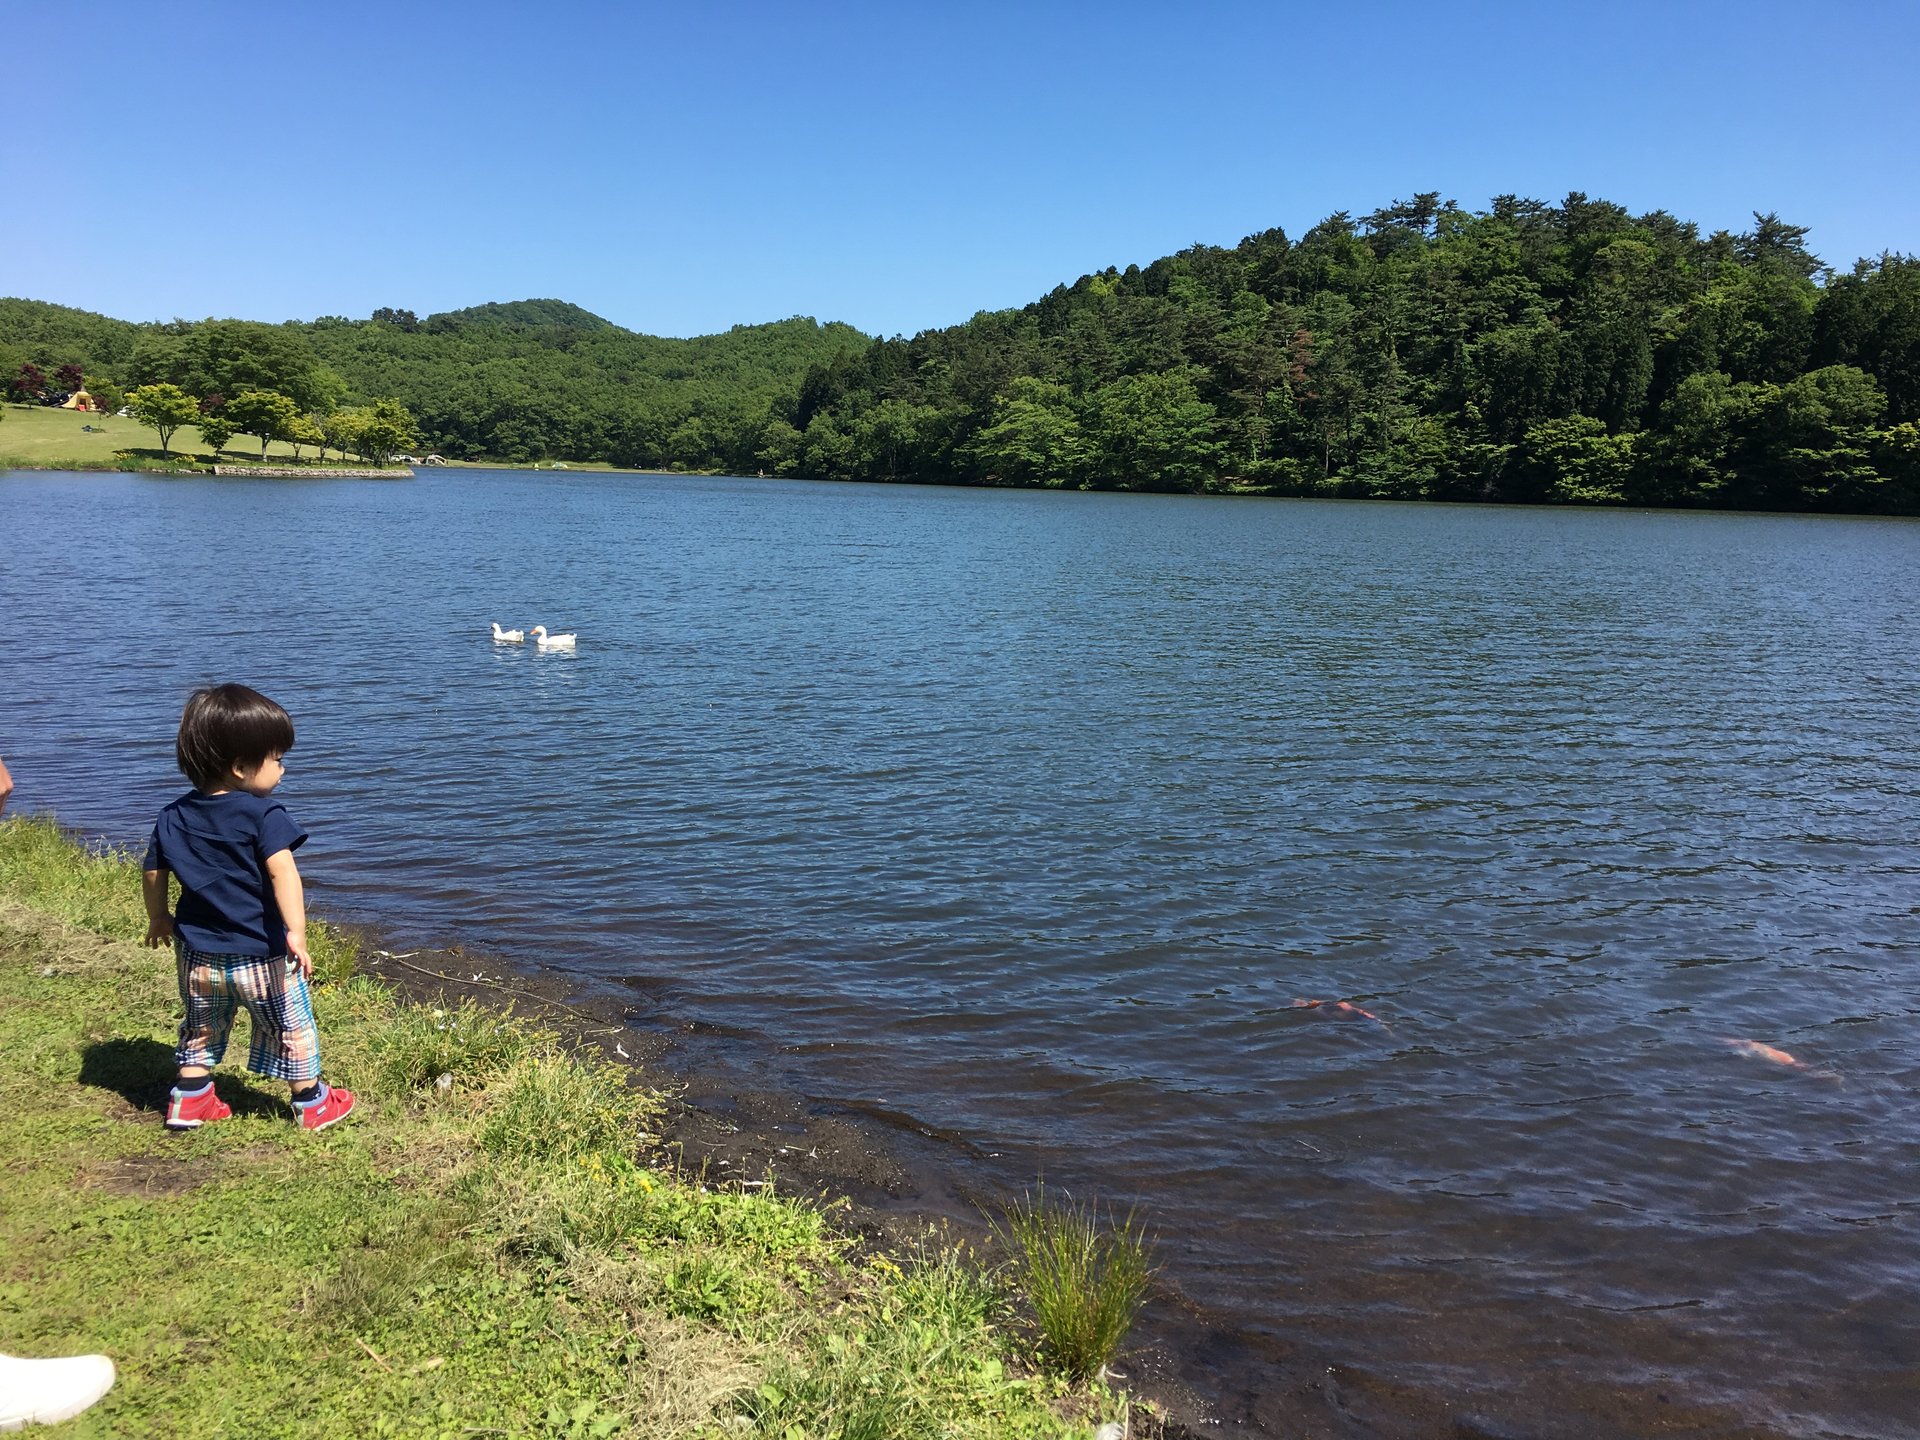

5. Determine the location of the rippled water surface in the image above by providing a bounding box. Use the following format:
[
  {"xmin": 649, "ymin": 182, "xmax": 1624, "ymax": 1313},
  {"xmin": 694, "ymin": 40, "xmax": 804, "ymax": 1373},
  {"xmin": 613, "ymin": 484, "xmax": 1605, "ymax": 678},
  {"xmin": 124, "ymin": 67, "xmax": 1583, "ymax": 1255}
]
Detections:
[{"xmin": 6, "ymin": 468, "xmax": 1919, "ymax": 1435}]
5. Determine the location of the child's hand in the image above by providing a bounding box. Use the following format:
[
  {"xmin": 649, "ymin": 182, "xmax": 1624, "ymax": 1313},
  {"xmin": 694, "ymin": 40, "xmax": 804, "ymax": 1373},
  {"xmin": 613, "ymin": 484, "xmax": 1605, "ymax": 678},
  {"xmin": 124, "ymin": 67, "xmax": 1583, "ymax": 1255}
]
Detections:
[
  {"xmin": 288, "ymin": 934, "xmax": 313, "ymax": 980},
  {"xmin": 144, "ymin": 917, "xmax": 174, "ymax": 948}
]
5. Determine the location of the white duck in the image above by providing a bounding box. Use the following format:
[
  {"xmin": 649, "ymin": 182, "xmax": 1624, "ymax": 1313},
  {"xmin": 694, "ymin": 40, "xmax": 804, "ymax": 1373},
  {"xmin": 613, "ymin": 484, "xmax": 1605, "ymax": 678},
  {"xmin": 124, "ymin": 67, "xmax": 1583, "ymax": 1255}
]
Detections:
[
  {"xmin": 529, "ymin": 625, "xmax": 577, "ymax": 651},
  {"xmin": 491, "ymin": 622, "xmax": 525, "ymax": 644}
]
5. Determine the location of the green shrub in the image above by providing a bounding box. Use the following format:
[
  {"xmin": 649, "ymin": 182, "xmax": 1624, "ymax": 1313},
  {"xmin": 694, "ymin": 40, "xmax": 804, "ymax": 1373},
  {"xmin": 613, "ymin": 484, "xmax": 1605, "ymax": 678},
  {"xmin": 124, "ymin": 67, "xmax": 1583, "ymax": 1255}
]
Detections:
[
  {"xmin": 892, "ymin": 1236, "xmax": 1003, "ymax": 1334},
  {"xmin": 990, "ymin": 1187, "xmax": 1157, "ymax": 1384},
  {"xmin": 496, "ymin": 1160, "xmax": 828, "ymax": 1269},
  {"xmin": 0, "ymin": 816, "xmax": 148, "ymax": 939}
]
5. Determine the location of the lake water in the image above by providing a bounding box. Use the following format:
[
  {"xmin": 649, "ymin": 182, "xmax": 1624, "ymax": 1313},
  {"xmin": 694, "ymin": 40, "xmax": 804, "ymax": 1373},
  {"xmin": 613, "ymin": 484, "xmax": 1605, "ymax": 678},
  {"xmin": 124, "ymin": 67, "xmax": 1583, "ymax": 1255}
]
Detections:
[{"xmin": 5, "ymin": 468, "xmax": 1918, "ymax": 1437}]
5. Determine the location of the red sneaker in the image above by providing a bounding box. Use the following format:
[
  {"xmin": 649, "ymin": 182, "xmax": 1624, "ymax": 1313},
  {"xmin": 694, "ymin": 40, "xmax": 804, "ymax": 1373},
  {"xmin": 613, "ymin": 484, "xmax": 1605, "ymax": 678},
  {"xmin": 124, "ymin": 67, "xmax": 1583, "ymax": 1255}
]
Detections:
[
  {"xmin": 295, "ymin": 1084, "xmax": 356, "ymax": 1132},
  {"xmin": 165, "ymin": 1084, "xmax": 231, "ymax": 1130}
]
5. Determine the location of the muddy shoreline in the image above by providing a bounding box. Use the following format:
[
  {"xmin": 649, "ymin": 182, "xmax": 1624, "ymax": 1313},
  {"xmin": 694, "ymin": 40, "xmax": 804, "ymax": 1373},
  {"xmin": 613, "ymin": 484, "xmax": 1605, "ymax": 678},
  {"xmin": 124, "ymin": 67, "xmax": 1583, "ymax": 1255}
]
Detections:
[{"xmin": 343, "ymin": 927, "xmax": 1287, "ymax": 1437}]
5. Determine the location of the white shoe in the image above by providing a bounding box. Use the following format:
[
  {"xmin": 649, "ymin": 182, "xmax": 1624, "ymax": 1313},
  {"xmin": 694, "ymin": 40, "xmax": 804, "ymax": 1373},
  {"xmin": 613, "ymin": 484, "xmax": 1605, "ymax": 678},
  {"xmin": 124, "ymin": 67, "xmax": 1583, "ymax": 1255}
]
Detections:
[{"xmin": 0, "ymin": 1353, "xmax": 116, "ymax": 1430}]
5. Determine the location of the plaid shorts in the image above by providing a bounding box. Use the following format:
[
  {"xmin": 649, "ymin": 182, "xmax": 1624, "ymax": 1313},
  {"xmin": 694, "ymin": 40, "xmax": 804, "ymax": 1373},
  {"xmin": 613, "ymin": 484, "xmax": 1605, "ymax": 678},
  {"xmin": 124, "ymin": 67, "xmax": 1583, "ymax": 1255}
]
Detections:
[{"xmin": 174, "ymin": 942, "xmax": 323, "ymax": 1083}]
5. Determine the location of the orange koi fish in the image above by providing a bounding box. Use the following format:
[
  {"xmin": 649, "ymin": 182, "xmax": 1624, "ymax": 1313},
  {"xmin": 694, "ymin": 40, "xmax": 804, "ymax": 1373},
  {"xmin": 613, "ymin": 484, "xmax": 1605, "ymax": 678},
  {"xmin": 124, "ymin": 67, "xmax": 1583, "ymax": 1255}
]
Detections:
[
  {"xmin": 1292, "ymin": 998, "xmax": 1389, "ymax": 1026},
  {"xmin": 1720, "ymin": 1037, "xmax": 1840, "ymax": 1081}
]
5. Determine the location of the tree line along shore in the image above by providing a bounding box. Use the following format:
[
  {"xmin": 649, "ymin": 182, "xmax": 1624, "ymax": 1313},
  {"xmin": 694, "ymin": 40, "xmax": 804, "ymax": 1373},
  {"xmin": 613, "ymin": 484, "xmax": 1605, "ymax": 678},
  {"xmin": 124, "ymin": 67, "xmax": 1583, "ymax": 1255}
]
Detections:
[
  {"xmin": 0, "ymin": 814, "xmax": 1167, "ymax": 1438},
  {"xmin": 3, "ymin": 191, "xmax": 1917, "ymax": 511}
]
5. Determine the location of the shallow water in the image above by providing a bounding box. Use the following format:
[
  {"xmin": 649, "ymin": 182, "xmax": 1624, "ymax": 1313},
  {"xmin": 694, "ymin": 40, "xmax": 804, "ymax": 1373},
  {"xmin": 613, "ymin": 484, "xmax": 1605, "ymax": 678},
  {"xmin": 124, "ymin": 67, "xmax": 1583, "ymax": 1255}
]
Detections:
[{"xmin": 5, "ymin": 468, "xmax": 1918, "ymax": 1435}]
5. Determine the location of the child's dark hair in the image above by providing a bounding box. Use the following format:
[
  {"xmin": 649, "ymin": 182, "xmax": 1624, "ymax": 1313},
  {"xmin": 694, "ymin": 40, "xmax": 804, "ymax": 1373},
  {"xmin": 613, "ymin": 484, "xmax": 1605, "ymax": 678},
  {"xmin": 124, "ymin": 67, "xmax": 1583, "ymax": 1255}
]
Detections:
[{"xmin": 176, "ymin": 684, "xmax": 295, "ymax": 791}]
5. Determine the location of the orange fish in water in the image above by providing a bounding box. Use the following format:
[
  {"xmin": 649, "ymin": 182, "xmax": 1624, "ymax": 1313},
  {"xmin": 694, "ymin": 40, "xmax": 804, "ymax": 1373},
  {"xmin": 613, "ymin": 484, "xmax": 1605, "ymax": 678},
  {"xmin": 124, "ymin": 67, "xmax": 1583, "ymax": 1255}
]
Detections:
[
  {"xmin": 1721, "ymin": 1037, "xmax": 1840, "ymax": 1081},
  {"xmin": 1292, "ymin": 998, "xmax": 1388, "ymax": 1027}
]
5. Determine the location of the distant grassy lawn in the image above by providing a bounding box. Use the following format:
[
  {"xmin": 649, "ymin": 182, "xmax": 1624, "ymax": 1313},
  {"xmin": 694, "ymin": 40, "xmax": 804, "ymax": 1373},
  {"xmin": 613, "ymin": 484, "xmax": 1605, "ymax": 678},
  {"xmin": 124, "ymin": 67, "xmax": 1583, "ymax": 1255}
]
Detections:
[{"xmin": 0, "ymin": 402, "xmax": 309, "ymax": 467}]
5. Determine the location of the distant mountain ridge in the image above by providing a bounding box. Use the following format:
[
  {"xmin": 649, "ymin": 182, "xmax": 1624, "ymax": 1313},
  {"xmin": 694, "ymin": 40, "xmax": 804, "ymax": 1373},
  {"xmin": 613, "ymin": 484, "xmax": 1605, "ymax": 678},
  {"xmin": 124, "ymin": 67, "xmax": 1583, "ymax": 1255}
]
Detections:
[{"xmin": 425, "ymin": 299, "xmax": 618, "ymax": 332}]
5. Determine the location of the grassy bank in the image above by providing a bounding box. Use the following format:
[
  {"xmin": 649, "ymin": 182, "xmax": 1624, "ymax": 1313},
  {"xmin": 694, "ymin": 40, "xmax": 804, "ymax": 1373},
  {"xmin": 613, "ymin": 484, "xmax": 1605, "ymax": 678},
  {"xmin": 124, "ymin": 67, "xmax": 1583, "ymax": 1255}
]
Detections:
[
  {"xmin": 0, "ymin": 816, "xmax": 1147, "ymax": 1438},
  {"xmin": 0, "ymin": 403, "xmax": 402, "ymax": 473}
]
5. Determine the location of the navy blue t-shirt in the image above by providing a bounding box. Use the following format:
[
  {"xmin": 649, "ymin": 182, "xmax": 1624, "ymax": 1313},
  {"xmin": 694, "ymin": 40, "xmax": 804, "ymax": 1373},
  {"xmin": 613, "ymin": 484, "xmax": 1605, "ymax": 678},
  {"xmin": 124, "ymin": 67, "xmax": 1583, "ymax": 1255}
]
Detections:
[{"xmin": 142, "ymin": 791, "xmax": 307, "ymax": 956}]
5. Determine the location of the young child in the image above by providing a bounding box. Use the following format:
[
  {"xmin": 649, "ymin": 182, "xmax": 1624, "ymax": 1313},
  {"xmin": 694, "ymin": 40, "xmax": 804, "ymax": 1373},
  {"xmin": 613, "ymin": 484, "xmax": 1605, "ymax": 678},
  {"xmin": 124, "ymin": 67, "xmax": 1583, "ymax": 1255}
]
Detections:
[{"xmin": 141, "ymin": 683, "xmax": 356, "ymax": 1132}]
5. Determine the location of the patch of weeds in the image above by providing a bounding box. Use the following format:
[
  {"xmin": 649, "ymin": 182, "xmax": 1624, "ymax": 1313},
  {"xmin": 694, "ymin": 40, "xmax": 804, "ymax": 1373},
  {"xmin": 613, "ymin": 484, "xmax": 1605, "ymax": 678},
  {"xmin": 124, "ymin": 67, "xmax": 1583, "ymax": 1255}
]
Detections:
[
  {"xmin": 890, "ymin": 1234, "xmax": 1004, "ymax": 1334},
  {"xmin": 368, "ymin": 996, "xmax": 549, "ymax": 1096},
  {"xmin": 660, "ymin": 1248, "xmax": 781, "ymax": 1328},
  {"xmin": 498, "ymin": 1159, "xmax": 832, "ymax": 1277},
  {"xmin": 479, "ymin": 1054, "xmax": 658, "ymax": 1165},
  {"xmin": 308, "ymin": 924, "xmax": 360, "ymax": 986},
  {"xmin": 991, "ymin": 1186, "xmax": 1158, "ymax": 1384},
  {"xmin": 0, "ymin": 816, "xmax": 150, "ymax": 941},
  {"xmin": 307, "ymin": 1198, "xmax": 483, "ymax": 1331},
  {"xmin": 643, "ymin": 1173, "xmax": 832, "ymax": 1259},
  {"xmin": 745, "ymin": 1240, "xmax": 1070, "ymax": 1440}
]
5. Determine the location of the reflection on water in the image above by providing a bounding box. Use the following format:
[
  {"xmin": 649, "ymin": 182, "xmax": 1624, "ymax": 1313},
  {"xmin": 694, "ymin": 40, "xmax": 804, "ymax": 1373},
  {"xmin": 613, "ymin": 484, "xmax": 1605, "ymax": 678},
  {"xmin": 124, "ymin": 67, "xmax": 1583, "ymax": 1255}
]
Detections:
[{"xmin": 5, "ymin": 468, "xmax": 1919, "ymax": 1436}]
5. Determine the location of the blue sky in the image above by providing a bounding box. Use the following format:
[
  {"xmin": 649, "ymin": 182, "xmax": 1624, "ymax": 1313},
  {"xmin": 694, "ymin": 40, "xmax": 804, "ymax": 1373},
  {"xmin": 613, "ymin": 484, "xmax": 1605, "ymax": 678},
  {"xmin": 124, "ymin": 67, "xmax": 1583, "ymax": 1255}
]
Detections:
[{"xmin": 5, "ymin": 1, "xmax": 1916, "ymax": 339}]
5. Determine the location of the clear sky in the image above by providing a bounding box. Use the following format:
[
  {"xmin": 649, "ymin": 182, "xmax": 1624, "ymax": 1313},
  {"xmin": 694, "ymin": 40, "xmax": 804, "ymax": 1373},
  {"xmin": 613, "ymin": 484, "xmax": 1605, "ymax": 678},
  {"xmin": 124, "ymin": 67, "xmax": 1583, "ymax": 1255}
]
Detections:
[{"xmin": 4, "ymin": 0, "xmax": 1916, "ymax": 339}]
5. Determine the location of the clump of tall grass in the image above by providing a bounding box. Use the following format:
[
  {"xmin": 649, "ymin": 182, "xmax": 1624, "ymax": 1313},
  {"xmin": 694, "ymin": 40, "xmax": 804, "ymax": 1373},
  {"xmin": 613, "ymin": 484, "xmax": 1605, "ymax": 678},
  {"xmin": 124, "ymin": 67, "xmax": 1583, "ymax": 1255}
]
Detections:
[
  {"xmin": 368, "ymin": 996, "xmax": 549, "ymax": 1096},
  {"xmin": 990, "ymin": 1187, "xmax": 1157, "ymax": 1384},
  {"xmin": 478, "ymin": 1054, "xmax": 658, "ymax": 1165}
]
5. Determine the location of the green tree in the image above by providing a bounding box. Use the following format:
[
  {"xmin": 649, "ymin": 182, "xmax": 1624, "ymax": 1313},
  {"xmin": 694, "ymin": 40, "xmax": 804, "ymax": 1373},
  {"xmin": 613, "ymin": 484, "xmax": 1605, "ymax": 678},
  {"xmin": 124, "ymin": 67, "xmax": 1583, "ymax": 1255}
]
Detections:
[
  {"xmin": 1736, "ymin": 364, "xmax": 1887, "ymax": 509},
  {"xmin": 179, "ymin": 322, "xmax": 331, "ymax": 412},
  {"xmin": 338, "ymin": 397, "xmax": 420, "ymax": 465},
  {"xmin": 801, "ymin": 410, "xmax": 858, "ymax": 480},
  {"xmin": 1520, "ymin": 415, "xmax": 1637, "ymax": 504},
  {"xmin": 197, "ymin": 413, "xmax": 235, "ymax": 454},
  {"xmin": 853, "ymin": 399, "xmax": 939, "ymax": 481},
  {"xmin": 1872, "ymin": 421, "xmax": 1920, "ymax": 510},
  {"xmin": 127, "ymin": 383, "xmax": 199, "ymax": 457},
  {"xmin": 1085, "ymin": 369, "xmax": 1222, "ymax": 491},
  {"xmin": 285, "ymin": 413, "xmax": 324, "ymax": 462},
  {"xmin": 225, "ymin": 389, "xmax": 300, "ymax": 459},
  {"xmin": 753, "ymin": 416, "xmax": 804, "ymax": 475},
  {"xmin": 82, "ymin": 375, "xmax": 125, "ymax": 416},
  {"xmin": 319, "ymin": 408, "xmax": 359, "ymax": 463},
  {"xmin": 967, "ymin": 377, "xmax": 1087, "ymax": 486}
]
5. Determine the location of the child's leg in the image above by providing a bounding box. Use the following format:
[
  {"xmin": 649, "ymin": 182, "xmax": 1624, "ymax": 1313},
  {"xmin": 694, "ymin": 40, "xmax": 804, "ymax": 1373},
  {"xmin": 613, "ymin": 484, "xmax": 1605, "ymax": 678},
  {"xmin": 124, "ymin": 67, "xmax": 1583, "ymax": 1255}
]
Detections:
[
  {"xmin": 228, "ymin": 954, "xmax": 324, "ymax": 1090},
  {"xmin": 174, "ymin": 943, "xmax": 238, "ymax": 1082},
  {"xmin": 229, "ymin": 953, "xmax": 355, "ymax": 1129},
  {"xmin": 169, "ymin": 945, "xmax": 239, "ymax": 1128}
]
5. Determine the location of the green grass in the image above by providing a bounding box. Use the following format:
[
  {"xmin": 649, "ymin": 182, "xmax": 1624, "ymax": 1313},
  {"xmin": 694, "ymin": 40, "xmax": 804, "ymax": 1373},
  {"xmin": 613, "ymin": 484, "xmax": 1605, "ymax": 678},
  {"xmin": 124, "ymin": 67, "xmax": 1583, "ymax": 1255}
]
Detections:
[
  {"xmin": 368, "ymin": 996, "xmax": 552, "ymax": 1094},
  {"xmin": 990, "ymin": 1188, "xmax": 1158, "ymax": 1385},
  {"xmin": 0, "ymin": 402, "xmax": 394, "ymax": 471},
  {"xmin": 0, "ymin": 816, "xmax": 1138, "ymax": 1438}
]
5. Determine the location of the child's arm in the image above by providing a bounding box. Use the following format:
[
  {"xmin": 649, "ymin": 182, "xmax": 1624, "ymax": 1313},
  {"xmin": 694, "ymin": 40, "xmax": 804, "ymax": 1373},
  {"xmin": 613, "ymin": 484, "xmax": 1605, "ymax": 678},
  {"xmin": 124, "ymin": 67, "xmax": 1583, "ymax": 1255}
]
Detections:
[
  {"xmin": 142, "ymin": 868, "xmax": 173, "ymax": 948},
  {"xmin": 263, "ymin": 849, "xmax": 312, "ymax": 978}
]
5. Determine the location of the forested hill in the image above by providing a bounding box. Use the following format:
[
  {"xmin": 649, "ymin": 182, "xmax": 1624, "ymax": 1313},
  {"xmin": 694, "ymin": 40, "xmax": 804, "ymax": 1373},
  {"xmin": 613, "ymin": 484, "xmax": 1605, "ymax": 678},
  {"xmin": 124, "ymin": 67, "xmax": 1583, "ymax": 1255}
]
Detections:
[
  {"xmin": 5, "ymin": 191, "xmax": 1919, "ymax": 511},
  {"xmin": 0, "ymin": 297, "xmax": 870, "ymax": 470},
  {"xmin": 781, "ymin": 195, "xmax": 1920, "ymax": 513}
]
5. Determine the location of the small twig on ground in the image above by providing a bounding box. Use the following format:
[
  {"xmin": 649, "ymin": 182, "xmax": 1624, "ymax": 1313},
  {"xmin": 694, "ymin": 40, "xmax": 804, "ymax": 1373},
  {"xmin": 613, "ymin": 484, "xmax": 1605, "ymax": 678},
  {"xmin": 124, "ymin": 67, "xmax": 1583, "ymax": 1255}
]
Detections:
[
  {"xmin": 371, "ymin": 949, "xmax": 618, "ymax": 1031},
  {"xmin": 353, "ymin": 1337, "xmax": 393, "ymax": 1372}
]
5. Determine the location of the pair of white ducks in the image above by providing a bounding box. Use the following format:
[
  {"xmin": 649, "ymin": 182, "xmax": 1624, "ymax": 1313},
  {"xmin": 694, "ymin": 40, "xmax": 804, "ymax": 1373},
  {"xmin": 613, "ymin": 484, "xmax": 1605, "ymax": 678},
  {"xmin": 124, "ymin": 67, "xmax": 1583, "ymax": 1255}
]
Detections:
[{"xmin": 492, "ymin": 622, "xmax": 576, "ymax": 651}]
